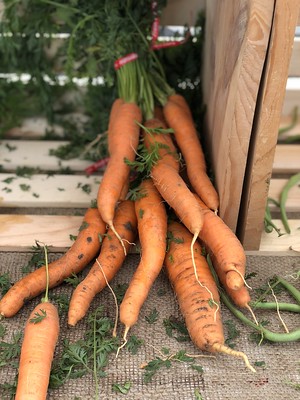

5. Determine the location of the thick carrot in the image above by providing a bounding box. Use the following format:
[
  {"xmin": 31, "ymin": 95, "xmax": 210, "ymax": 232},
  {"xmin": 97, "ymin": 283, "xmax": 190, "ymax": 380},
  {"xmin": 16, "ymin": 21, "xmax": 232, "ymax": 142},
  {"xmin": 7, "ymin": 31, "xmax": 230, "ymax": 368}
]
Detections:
[
  {"xmin": 0, "ymin": 208, "xmax": 106, "ymax": 318},
  {"xmin": 15, "ymin": 243, "xmax": 59, "ymax": 400},
  {"xmin": 15, "ymin": 302, "xmax": 59, "ymax": 400},
  {"xmin": 120, "ymin": 179, "xmax": 167, "ymax": 339},
  {"xmin": 68, "ymin": 200, "xmax": 137, "ymax": 327},
  {"xmin": 163, "ymin": 94, "xmax": 219, "ymax": 212},
  {"xmin": 97, "ymin": 102, "xmax": 142, "ymax": 251},
  {"xmin": 195, "ymin": 196, "xmax": 247, "ymax": 291},
  {"xmin": 164, "ymin": 221, "xmax": 255, "ymax": 372}
]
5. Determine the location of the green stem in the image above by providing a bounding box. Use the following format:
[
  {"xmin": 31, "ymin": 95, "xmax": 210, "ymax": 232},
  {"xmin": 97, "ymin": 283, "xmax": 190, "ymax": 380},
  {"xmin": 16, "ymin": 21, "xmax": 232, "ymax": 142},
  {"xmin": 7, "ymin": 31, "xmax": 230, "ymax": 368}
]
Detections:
[
  {"xmin": 250, "ymin": 301, "xmax": 300, "ymax": 313},
  {"xmin": 279, "ymin": 172, "xmax": 300, "ymax": 234},
  {"xmin": 275, "ymin": 276, "xmax": 300, "ymax": 304},
  {"xmin": 220, "ymin": 290, "xmax": 300, "ymax": 343},
  {"xmin": 41, "ymin": 243, "xmax": 49, "ymax": 303}
]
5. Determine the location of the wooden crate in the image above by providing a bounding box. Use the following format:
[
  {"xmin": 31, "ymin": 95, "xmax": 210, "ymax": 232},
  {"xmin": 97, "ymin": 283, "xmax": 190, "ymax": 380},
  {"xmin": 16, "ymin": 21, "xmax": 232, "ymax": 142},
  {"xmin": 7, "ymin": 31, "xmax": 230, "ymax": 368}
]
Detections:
[{"xmin": 0, "ymin": 0, "xmax": 299, "ymax": 252}]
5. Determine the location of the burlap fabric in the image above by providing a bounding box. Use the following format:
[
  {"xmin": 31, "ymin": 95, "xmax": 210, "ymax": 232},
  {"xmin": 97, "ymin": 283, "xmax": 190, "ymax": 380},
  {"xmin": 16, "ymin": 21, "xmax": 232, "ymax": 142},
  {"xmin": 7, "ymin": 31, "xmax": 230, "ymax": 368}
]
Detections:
[{"xmin": 0, "ymin": 252, "xmax": 299, "ymax": 400}]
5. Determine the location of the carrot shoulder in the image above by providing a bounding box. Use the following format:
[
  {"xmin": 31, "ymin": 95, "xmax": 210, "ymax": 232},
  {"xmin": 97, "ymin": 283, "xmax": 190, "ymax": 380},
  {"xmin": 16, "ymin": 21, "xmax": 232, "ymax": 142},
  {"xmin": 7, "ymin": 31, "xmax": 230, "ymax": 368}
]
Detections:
[
  {"xmin": 163, "ymin": 94, "xmax": 219, "ymax": 212},
  {"xmin": 15, "ymin": 301, "xmax": 59, "ymax": 400},
  {"xmin": 120, "ymin": 179, "xmax": 167, "ymax": 338},
  {"xmin": 68, "ymin": 200, "xmax": 137, "ymax": 327},
  {"xmin": 0, "ymin": 208, "xmax": 106, "ymax": 318}
]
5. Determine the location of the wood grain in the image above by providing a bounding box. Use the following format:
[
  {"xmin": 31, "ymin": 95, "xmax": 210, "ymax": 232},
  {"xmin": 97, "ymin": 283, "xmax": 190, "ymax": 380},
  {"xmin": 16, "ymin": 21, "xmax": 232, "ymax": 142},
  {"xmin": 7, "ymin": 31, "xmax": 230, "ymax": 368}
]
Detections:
[
  {"xmin": 272, "ymin": 144, "xmax": 300, "ymax": 174},
  {"xmin": 259, "ymin": 219, "xmax": 300, "ymax": 252},
  {"xmin": 238, "ymin": 0, "xmax": 300, "ymax": 250},
  {"xmin": 202, "ymin": 0, "xmax": 274, "ymax": 231}
]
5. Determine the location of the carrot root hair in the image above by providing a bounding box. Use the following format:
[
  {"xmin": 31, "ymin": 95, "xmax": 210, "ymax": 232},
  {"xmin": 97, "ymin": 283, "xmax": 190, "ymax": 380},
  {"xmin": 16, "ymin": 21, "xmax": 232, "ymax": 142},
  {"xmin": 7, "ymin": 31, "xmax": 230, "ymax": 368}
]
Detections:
[
  {"xmin": 109, "ymin": 222, "xmax": 127, "ymax": 256},
  {"xmin": 116, "ymin": 326, "xmax": 129, "ymax": 359},
  {"xmin": 212, "ymin": 343, "xmax": 256, "ymax": 373},
  {"xmin": 96, "ymin": 259, "xmax": 119, "ymax": 337},
  {"xmin": 245, "ymin": 304, "xmax": 259, "ymax": 325},
  {"xmin": 191, "ymin": 231, "xmax": 219, "ymax": 319}
]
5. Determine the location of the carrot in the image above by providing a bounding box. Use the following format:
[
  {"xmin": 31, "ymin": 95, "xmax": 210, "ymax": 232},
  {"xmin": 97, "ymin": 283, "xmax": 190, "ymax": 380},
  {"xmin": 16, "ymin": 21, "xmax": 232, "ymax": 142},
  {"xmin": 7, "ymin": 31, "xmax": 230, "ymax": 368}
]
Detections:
[
  {"xmin": 68, "ymin": 200, "xmax": 137, "ymax": 327},
  {"xmin": 15, "ymin": 244, "xmax": 59, "ymax": 400},
  {"xmin": 120, "ymin": 179, "xmax": 167, "ymax": 340},
  {"xmin": 0, "ymin": 208, "xmax": 106, "ymax": 318},
  {"xmin": 194, "ymin": 196, "xmax": 247, "ymax": 291},
  {"xmin": 163, "ymin": 94, "xmax": 219, "ymax": 212},
  {"xmin": 97, "ymin": 102, "xmax": 142, "ymax": 254},
  {"xmin": 142, "ymin": 117, "xmax": 179, "ymax": 171},
  {"xmin": 164, "ymin": 221, "xmax": 255, "ymax": 372}
]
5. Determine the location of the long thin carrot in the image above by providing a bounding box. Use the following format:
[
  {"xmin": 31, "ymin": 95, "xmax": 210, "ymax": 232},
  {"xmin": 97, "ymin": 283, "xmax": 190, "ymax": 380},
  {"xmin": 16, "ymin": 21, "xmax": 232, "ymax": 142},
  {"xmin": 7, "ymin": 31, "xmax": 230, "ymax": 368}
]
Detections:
[
  {"xmin": 0, "ymin": 208, "xmax": 106, "ymax": 318},
  {"xmin": 68, "ymin": 200, "xmax": 137, "ymax": 327},
  {"xmin": 195, "ymin": 196, "xmax": 247, "ymax": 291},
  {"xmin": 163, "ymin": 94, "xmax": 219, "ymax": 212},
  {"xmin": 164, "ymin": 221, "xmax": 255, "ymax": 372},
  {"xmin": 15, "ymin": 244, "xmax": 60, "ymax": 400},
  {"xmin": 120, "ymin": 179, "xmax": 167, "ymax": 340},
  {"xmin": 97, "ymin": 102, "xmax": 142, "ymax": 253}
]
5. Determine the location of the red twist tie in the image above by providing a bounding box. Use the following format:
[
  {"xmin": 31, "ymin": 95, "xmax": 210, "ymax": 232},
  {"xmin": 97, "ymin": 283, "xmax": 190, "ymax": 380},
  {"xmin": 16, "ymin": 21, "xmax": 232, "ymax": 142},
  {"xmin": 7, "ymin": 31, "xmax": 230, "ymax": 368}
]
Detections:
[
  {"xmin": 114, "ymin": 52, "xmax": 138, "ymax": 70},
  {"xmin": 151, "ymin": 31, "xmax": 191, "ymax": 50},
  {"xmin": 151, "ymin": 17, "xmax": 160, "ymax": 42},
  {"xmin": 85, "ymin": 157, "xmax": 110, "ymax": 175}
]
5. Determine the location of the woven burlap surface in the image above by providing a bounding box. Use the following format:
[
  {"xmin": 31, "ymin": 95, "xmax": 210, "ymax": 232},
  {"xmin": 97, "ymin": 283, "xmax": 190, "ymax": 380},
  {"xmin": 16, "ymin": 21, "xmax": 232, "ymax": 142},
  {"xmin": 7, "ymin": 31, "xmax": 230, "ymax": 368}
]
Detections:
[{"xmin": 0, "ymin": 252, "xmax": 299, "ymax": 400}]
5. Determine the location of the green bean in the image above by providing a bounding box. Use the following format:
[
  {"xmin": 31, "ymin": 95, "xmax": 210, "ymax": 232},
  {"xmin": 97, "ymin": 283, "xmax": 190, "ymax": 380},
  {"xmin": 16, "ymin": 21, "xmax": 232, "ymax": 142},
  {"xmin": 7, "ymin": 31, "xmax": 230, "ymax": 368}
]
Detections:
[
  {"xmin": 220, "ymin": 290, "xmax": 300, "ymax": 343},
  {"xmin": 279, "ymin": 172, "xmax": 300, "ymax": 234},
  {"xmin": 275, "ymin": 275, "xmax": 300, "ymax": 304},
  {"xmin": 250, "ymin": 301, "xmax": 300, "ymax": 313}
]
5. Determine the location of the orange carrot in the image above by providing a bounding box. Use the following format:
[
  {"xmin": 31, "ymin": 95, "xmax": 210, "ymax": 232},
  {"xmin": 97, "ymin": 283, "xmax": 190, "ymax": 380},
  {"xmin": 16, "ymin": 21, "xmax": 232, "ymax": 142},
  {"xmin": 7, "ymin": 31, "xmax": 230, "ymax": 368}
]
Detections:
[
  {"xmin": 195, "ymin": 196, "xmax": 247, "ymax": 291},
  {"xmin": 0, "ymin": 208, "xmax": 106, "ymax": 318},
  {"xmin": 15, "ymin": 244, "xmax": 59, "ymax": 400},
  {"xmin": 68, "ymin": 200, "xmax": 137, "ymax": 327},
  {"xmin": 142, "ymin": 117, "xmax": 179, "ymax": 171},
  {"xmin": 120, "ymin": 179, "xmax": 167, "ymax": 339},
  {"xmin": 15, "ymin": 302, "xmax": 59, "ymax": 400},
  {"xmin": 163, "ymin": 94, "xmax": 219, "ymax": 212},
  {"xmin": 164, "ymin": 221, "xmax": 255, "ymax": 372},
  {"xmin": 97, "ymin": 102, "xmax": 142, "ymax": 251}
]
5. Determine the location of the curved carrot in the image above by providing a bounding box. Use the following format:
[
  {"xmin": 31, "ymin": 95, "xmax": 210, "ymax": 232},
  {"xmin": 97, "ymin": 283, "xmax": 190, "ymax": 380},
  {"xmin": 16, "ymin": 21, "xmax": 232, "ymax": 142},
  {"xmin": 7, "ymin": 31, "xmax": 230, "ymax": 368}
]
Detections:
[
  {"xmin": 195, "ymin": 196, "xmax": 246, "ymax": 291},
  {"xmin": 164, "ymin": 221, "xmax": 255, "ymax": 372},
  {"xmin": 15, "ymin": 302, "xmax": 59, "ymax": 399},
  {"xmin": 0, "ymin": 208, "xmax": 106, "ymax": 318},
  {"xmin": 120, "ymin": 179, "xmax": 167, "ymax": 339},
  {"xmin": 97, "ymin": 102, "xmax": 142, "ymax": 252},
  {"xmin": 68, "ymin": 200, "xmax": 137, "ymax": 327},
  {"xmin": 163, "ymin": 94, "xmax": 219, "ymax": 212}
]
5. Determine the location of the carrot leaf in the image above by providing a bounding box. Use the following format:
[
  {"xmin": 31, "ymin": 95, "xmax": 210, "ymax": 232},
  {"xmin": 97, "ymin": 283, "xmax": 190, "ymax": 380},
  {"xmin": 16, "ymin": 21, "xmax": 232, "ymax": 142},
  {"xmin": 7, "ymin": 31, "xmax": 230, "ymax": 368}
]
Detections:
[
  {"xmin": 145, "ymin": 308, "xmax": 159, "ymax": 324},
  {"xmin": 29, "ymin": 309, "xmax": 47, "ymax": 324},
  {"xmin": 125, "ymin": 335, "xmax": 144, "ymax": 355}
]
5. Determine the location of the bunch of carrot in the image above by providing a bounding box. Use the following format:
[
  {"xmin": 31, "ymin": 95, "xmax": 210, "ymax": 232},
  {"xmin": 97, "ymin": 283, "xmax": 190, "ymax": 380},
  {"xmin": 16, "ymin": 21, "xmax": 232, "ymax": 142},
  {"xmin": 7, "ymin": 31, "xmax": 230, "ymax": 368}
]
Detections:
[{"xmin": 0, "ymin": 10, "xmax": 257, "ymax": 397}]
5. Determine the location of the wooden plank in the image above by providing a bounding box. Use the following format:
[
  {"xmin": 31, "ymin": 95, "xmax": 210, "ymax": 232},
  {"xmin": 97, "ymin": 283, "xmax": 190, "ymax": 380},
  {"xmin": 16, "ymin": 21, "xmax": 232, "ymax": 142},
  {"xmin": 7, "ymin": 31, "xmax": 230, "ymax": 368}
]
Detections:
[
  {"xmin": 237, "ymin": 0, "xmax": 300, "ymax": 250},
  {"xmin": 202, "ymin": 0, "xmax": 274, "ymax": 232},
  {"xmin": 278, "ymin": 113, "xmax": 300, "ymax": 141},
  {"xmin": 288, "ymin": 37, "xmax": 300, "ymax": 76},
  {"xmin": 160, "ymin": 0, "xmax": 205, "ymax": 26},
  {"xmin": 0, "ymin": 140, "xmax": 93, "ymax": 172},
  {"xmin": 0, "ymin": 173, "xmax": 101, "ymax": 208},
  {"xmin": 259, "ymin": 219, "xmax": 300, "ymax": 252},
  {"xmin": 0, "ymin": 214, "xmax": 83, "ymax": 250},
  {"xmin": 268, "ymin": 178, "xmax": 300, "ymax": 211},
  {"xmin": 272, "ymin": 144, "xmax": 300, "ymax": 174}
]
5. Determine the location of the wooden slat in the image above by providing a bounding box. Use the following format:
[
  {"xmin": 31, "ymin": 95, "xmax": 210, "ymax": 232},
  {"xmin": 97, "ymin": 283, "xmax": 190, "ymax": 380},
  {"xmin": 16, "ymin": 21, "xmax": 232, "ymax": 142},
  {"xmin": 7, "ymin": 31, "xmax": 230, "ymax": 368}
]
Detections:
[
  {"xmin": 259, "ymin": 219, "xmax": 300, "ymax": 251},
  {"xmin": 202, "ymin": 0, "xmax": 274, "ymax": 232},
  {"xmin": 288, "ymin": 37, "xmax": 300, "ymax": 76},
  {"xmin": 0, "ymin": 173, "xmax": 100, "ymax": 208},
  {"xmin": 272, "ymin": 144, "xmax": 300, "ymax": 174},
  {"xmin": 237, "ymin": 0, "xmax": 300, "ymax": 250},
  {"xmin": 0, "ymin": 140, "xmax": 92, "ymax": 171},
  {"xmin": 268, "ymin": 178, "xmax": 300, "ymax": 211},
  {"xmin": 0, "ymin": 214, "xmax": 82, "ymax": 250}
]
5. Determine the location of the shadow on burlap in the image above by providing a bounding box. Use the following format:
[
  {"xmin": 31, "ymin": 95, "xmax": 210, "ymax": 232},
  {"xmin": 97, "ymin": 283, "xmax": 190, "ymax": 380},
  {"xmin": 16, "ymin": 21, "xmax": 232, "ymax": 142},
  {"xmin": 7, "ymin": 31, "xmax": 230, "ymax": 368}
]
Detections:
[{"xmin": 0, "ymin": 252, "xmax": 299, "ymax": 400}]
